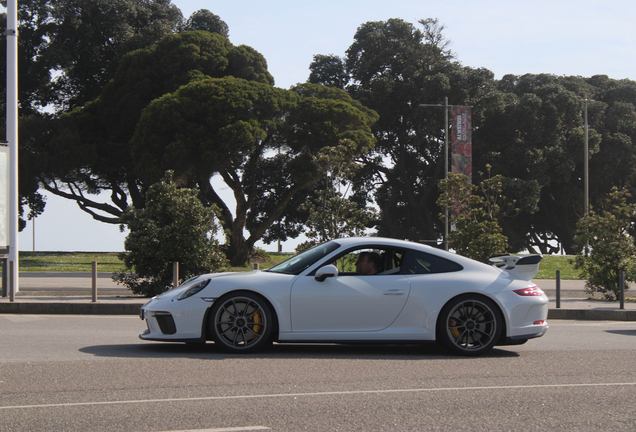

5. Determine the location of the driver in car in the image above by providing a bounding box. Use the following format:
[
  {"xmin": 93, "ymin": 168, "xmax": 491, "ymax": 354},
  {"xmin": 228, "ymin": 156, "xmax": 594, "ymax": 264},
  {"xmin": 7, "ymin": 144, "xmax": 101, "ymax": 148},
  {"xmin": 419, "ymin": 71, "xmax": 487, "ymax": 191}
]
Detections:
[{"xmin": 355, "ymin": 252, "xmax": 382, "ymax": 275}]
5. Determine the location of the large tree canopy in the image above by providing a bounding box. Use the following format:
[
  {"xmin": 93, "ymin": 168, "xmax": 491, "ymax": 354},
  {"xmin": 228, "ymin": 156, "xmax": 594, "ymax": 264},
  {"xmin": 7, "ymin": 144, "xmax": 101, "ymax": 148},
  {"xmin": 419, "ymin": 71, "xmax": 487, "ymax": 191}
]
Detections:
[
  {"xmin": 310, "ymin": 18, "xmax": 636, "ymax": 254},
  {"xmin": 311, "ymin": 18, "xmax": 500, "ymax": 244},
  {"xmin": 25, "ymin": 30, "xmax": 273, "ymax": 223},
  {"xmin": 131, "ymin": 78, "xmax": 377, "ymax": 264},
  {"xmin": 27, "ymin": 30, "xmax": 377, "ymax": 265},
  {"xmin": 46, "ymin": 0, "xmax": 184, "ymax": 109},
  {"xmin": 11, "ymin": 6, "xmax": 636, "ymax": 258},
  {"xmin": 475, "ymin": 73, "xmax": 636, "ymax": 254},
  {"xmin": 0, "ymin": 0, "xmax": 185, "ymax": 112},
  {"xmin": 1, "ymin": 2, "xmax": 232, "ymax": 229}
]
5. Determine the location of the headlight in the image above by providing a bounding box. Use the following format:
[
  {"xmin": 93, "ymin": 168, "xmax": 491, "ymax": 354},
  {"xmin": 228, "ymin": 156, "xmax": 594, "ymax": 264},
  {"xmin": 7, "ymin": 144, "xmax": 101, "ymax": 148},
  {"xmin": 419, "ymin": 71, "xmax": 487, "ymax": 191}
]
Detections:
[
  {"xmin": 181, "ymin": 275, "xmax": 201, "ymax": 285},
  {"xmin": 177, "ymin": 279, "xmax": 211, "ymax": 300}
]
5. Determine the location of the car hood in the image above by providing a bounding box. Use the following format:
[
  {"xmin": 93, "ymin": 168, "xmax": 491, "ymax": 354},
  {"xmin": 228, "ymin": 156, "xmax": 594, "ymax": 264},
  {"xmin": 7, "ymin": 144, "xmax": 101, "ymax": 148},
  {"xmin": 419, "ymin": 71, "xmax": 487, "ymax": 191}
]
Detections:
[{"xmin": 154, "ymin": 270, "xmax": 290, "ymax": 301}]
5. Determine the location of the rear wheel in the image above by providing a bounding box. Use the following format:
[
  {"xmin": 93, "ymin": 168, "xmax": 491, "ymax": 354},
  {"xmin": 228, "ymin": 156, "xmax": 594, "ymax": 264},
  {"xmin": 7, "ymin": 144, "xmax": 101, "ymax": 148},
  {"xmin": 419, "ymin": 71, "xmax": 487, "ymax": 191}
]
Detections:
[
  {"xmin": 209, "ymin": 292, "xmax": 273, "ymax": 353},
  {"xmin": 439, "ymin": 295, "xmax": 502, "ymax": 356}
]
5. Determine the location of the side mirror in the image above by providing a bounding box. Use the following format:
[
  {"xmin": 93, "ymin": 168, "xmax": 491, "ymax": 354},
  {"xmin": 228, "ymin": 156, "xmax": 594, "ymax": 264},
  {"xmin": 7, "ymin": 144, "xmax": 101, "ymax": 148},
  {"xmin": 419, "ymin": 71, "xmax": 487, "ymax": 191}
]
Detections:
[{"xmin": 315, "ymin": 265, "xmax": 339, "ymax": 282}]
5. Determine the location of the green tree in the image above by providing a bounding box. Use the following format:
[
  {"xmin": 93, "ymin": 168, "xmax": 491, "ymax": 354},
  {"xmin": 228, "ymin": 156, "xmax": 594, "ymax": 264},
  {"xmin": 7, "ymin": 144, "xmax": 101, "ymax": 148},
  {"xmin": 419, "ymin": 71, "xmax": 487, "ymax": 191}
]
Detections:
[
  {"xmin": 474, "ymin": 74, "xmax": 598, "ymax": 254},
  {"xmin": 131, "ymin": 79, "xmax": 378, "ymax": 265},
  {"xmin": 308, "ymin": 54, "xmax": 349, "ymax": 89},
  {"xmin": 42, "ymin": 0, "xmax": 183, "ymax": 110},
  {"xmin": 27, "ymin": 30, "xmax": 274, "ymax": 224},
  {"xmin": 0, "ymin": 0, "xmax": 55, "ymax": 116},
  {"xmin": 114, "ymin": 172, "xmax": 226, "ymax": 297},
  {"xmin": 0, "ymin": 0, "xmax": 185, "ymax": 229},
  {"xmin": 0, "ymin": 2, "xmax": 231, "ymax": 113},
  {"xmin": 310, "ymin": 21, "xmax": 636, "ymax": 255},
  {"xmin": 181, "ymin": 9, "xmax": 229, "ymax": 37},
  {"xmin": 437, "ymin": 171, "xmax": 516, "ymax": 262},
  {"xmin": 574, "ymin": 187, "xmax": 636, "ymax": 300},
  {"xmin": 474, "ymin": 73, "xmax": 636, "ymax": 255},
  {"xmin": 311, "ymin": 18, "xmax": 498, "ymax": 244},
  {"xmin": 418, "ymin": 18, "xmax": 453, "ymax": 59},
  {"xmin": 32, "ymin": 30, "xmax": 377, "ymax": 266},
  {"xmin": 243, "ymin": 153, "xmax": 312, "ymax": 247},
  {"xmin": 0, "ymin": 1, "xmax": 59, "ymax": 228}
]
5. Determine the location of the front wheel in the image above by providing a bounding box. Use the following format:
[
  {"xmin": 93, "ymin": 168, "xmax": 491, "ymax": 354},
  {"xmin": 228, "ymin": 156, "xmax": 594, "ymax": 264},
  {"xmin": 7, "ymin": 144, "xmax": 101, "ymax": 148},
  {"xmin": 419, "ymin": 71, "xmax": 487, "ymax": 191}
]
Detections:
[
  {"xmin": 438, "ymin": 295, "xmax": 502, "ymax": 356},
  {"xmin": 209, "ymin": 292, "xmax": 274, "ymax": 353}
]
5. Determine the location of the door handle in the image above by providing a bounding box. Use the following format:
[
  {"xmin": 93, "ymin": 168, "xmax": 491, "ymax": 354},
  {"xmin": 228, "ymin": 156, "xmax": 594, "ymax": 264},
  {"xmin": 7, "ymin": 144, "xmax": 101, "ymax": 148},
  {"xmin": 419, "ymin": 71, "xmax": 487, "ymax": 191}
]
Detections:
[{"xmin": 383, "ymin": 289, "xmax": 406, "ymax": 295}]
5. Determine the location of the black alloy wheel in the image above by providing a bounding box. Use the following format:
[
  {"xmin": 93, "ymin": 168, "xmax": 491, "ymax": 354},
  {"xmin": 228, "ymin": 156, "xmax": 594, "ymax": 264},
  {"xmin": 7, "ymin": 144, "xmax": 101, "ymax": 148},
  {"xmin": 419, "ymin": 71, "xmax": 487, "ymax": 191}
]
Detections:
[
  {"xmin": 209, "ymin": 291, "xmax": 274, "ymax": 353},
  {"xmin": 439, "ymin": 294, "xmax": 502, "ymax": 356}
]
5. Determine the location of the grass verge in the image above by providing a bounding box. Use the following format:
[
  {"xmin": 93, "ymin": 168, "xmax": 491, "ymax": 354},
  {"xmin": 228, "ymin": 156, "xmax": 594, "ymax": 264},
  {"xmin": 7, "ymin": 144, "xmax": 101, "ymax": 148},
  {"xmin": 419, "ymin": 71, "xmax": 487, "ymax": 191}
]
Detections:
[
  {"xmin": 18, "ymin": 250, "xmax": 579, "ymax": 279},
  {"xmin": 19, "ymin": 252, "xmax": 127, "ymax": 273},
  {"xmin": 18, "ymin": 251, "xmax": 295, "ymax": 273},
  {"xmin": 535, "ymin": 255, "xmax": 581, "ymax": 280}
]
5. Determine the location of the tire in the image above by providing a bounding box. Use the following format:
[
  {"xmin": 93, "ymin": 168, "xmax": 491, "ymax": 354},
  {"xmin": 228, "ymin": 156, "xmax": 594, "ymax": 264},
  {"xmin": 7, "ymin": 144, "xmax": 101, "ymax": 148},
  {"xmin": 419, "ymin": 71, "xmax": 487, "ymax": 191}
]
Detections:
[
  {"xmin": 209, "ymin": 292, "xmax": 274, "ymax": 353},
  {"xmin": 438, "ymin": 294, "xmax": 502, "ymax": 356}
]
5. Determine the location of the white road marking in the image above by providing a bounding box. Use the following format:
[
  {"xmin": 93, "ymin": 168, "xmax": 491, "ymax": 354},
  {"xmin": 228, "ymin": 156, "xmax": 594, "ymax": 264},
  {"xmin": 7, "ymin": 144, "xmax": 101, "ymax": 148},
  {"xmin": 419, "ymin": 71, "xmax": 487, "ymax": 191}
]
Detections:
[
  {"xmin": 156, "ymin": 428, "xmax": 270, "ymax": 432},
  {"xmin": 0, "ymin": 315, "xmax": 48, "ymax": 323},
  {"xmin": 1, "ymin": 381, "xmax": 635, "ymax": 411}
]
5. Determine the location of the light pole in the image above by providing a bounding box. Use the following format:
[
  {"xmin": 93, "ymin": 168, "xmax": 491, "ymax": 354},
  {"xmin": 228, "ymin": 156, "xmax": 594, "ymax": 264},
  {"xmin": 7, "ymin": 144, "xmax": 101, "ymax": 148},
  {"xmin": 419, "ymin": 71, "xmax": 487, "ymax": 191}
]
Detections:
[
  {"xmin": 6, "ymin": 0, "xmax": 19, "ymax": 295},
  {"xmin": 580, "ymin": 94, "xmax": 592, "ymax": 217},
  {"xmin": 579, "ymin": 94, "xmax": 593, "ymax": 256},
  {"xmin": 420, "ymin": 97, "xmax": 449, "ymax": 250}
]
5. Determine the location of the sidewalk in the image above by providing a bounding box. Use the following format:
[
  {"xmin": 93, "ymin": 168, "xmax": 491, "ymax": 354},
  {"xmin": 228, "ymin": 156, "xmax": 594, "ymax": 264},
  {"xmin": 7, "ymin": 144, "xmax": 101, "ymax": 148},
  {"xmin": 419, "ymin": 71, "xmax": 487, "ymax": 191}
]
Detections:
[
  {"xmin": 0, "ymin": 276, "xmax": 635, "ymax": 320},
  {"xmin": 535, "ymin": 279, "xmax": 636, "ymax": 321},
  {"xmin": 0, "ymin": 272, "xmax": 146, "ymax": 316}
]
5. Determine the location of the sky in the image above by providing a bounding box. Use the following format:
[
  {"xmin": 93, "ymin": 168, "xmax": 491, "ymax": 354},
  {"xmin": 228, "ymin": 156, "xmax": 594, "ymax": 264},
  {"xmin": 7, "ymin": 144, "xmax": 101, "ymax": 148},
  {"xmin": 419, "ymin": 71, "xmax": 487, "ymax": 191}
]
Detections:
[{"xmin": 16, "ymin": 0, "xmax": 636, "ymax": 252}]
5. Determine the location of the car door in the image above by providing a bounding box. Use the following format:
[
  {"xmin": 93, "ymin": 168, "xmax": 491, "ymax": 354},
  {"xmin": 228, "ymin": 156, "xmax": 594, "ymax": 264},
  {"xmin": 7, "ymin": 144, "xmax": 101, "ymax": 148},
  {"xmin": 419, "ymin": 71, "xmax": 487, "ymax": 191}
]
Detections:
[{"xmin": 290, "ymin": 247, "xmax": 411, "ymax": 333}]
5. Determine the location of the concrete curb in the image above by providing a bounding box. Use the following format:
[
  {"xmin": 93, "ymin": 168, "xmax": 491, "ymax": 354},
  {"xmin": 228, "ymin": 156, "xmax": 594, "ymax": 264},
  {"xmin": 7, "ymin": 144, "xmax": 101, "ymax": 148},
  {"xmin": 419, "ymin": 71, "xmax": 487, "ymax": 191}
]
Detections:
[{"xmin": 548, "ymin": 308, "xmax": 636, "ymax": 321}]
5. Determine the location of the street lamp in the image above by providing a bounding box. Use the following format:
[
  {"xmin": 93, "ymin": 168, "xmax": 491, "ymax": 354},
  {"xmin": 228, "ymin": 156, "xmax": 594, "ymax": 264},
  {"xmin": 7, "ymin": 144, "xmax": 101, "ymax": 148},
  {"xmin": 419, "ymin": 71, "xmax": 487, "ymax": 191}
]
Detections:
[
  {"xmin": 580, "ymin": 94, "xmax": 593, "ymax": 218},
  {"xmin": 6, "ymin": 0, "xmax": 19, "ymax": 296},
  {"xmin": 579, "ymin": 94, "xmax": 594, "ymax": 256},
  {"xmin": 420, "ymin": 97, "xmax": 449, "ymax": 250}
]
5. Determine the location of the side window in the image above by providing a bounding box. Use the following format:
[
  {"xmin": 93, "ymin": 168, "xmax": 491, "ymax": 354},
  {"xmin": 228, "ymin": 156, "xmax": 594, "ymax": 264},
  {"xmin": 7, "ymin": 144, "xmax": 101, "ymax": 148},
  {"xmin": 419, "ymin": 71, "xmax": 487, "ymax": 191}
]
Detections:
[
  {"xmin": 327, "ymin": 247, "xmax": 404, "ymax": 276},
  {"xmin": 330, "ymin": 250, "xmax": 364, "ymax": 274},
  {"xmin": 402, "ymin": 250, "xmax": 463, "ymax": 274}
]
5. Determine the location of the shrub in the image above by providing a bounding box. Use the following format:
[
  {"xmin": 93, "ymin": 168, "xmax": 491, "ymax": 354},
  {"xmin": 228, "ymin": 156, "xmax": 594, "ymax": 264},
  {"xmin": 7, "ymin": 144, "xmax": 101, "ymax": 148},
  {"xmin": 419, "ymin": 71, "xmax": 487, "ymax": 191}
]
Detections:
[
  {"xmin": 113, "ymin": 173, "xmax": 226, "ymax": 297},
  {"xmin": 437, "ymin": 170, "xmax": 516, "ymax": 262},
  {"xmin": 574, "ymin": 187, "xmax": 636, "ymax": 300}
]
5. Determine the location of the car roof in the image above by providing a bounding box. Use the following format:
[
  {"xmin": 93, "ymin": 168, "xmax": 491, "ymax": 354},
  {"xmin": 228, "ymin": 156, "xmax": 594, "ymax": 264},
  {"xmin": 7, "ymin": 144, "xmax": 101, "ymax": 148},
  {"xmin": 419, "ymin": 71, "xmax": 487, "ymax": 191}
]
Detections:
[
  {"xmin": 332, "ymin": 236, "xmax": 444, "ymax": 250},
  {"xmin": 331, "ymin": 237, "xmax": 488, "ymax": 269}
]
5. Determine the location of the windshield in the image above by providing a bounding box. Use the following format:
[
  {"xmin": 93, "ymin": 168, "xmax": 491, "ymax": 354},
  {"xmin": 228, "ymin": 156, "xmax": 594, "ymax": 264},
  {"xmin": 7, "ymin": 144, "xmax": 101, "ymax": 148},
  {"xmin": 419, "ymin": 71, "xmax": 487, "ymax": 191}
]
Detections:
[{"xmin": 268, "ymin": 241, "xmax": 341, "ymax": 275}]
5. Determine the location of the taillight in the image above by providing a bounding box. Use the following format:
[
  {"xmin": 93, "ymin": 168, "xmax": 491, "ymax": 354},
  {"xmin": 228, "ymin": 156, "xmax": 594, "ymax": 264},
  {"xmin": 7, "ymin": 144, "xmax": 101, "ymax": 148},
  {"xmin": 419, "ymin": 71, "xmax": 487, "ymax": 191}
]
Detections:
[{"xmin": 513, "ymin": 286, "xmax": 544, "ymax": 296}]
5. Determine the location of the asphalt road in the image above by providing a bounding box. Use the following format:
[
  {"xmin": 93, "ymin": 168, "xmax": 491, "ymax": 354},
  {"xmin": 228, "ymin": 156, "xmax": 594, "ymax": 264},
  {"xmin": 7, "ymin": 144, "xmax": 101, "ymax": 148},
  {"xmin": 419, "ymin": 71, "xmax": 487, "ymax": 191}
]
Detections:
[{"xmin": 0, "ymin": 316, "xmax": 635, "ymax": 431}]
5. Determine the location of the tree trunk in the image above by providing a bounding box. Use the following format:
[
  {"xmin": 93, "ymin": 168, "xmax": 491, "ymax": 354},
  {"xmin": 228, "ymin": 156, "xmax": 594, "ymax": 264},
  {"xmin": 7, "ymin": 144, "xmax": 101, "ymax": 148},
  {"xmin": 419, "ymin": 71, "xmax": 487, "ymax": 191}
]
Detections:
[{"xmin": 227, "ymin": 230, "xmax": 250, "ymax": 267}]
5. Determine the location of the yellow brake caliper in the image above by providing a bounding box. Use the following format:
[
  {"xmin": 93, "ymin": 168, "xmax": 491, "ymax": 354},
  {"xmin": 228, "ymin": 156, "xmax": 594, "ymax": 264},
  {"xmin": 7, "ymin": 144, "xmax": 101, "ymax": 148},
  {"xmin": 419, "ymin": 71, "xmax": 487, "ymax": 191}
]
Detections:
[
  {"xmin": 252, "ymin": 310, "xmax": 262, "ymax": 338},
  {"xmin": 449, "ymin": 318, "xmax": 460, "ymax": 340}
]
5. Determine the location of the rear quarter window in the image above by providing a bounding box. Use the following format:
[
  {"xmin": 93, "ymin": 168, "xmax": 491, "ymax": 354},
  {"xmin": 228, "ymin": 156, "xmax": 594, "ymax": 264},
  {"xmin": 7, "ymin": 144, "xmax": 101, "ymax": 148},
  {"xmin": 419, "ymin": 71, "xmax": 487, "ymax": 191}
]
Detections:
[{"xmin": 402, "ymin": 250, "xmax": 463, "ymax": 274}]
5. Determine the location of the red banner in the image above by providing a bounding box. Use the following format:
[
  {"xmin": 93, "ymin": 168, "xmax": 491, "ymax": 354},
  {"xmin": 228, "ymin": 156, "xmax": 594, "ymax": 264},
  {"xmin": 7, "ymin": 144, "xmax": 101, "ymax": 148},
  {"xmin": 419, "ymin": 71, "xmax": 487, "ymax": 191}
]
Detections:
[{"xmin": 451, "ymin": 106, "xmax": 472, "ymax": 181}]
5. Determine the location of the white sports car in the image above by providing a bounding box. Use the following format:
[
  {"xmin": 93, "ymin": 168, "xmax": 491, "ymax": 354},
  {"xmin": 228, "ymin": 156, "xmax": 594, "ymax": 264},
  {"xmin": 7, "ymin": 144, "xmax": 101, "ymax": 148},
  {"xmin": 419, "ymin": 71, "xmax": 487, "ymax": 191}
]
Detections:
[{"xmin": 139, "ymin": 237, "xmax": 549, "ymax": 356}]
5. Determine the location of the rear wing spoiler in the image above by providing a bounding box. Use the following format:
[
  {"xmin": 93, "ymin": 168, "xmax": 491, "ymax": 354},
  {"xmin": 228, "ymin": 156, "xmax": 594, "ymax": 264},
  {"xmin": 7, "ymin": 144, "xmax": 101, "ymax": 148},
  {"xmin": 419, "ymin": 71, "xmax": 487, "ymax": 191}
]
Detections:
[{"xmin": 489, "ymin": 255, "xmax": 542, "ymax": 281}]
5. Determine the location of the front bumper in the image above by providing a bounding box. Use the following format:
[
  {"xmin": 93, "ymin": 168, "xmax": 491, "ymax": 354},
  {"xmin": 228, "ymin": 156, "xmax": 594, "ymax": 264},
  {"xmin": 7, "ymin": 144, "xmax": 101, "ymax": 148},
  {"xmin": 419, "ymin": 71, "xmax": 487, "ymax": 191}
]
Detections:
[{"xmin": 139, "ymin": 296, "xmax": 211, "ymax": 342}]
